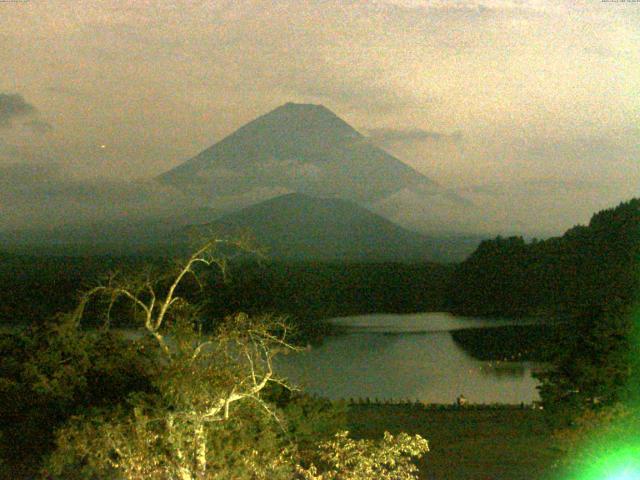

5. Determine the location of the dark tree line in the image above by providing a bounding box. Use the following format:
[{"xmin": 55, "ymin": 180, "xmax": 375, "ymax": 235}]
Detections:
[
  {"xmin": 0, "ymin": 256, "xmax": 451, "ymax": 344},
  {"xmin": 202, "ymin": 261, "xmax": 451, "ymax": 340},
  {"xmin": 446, "ymin": 198, "xmax": 640, "ymax": 319}
]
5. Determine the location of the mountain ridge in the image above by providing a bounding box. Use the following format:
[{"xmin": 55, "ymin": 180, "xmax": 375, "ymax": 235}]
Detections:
[{"xmin": 184, "ymin": 192, "xmax": 477, "ymax": 262}]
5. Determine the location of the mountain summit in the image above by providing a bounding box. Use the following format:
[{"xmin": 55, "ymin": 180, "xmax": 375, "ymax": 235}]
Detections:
[
  {"xmin": 158, "ymin": 102, "xmax": 437, "ymax": 208},
  {"xmin": 236, "ymin": 102, "xmax": 362, "ymax": 141}
]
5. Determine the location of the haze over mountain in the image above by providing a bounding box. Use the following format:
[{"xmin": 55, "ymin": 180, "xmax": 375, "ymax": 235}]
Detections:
[
  {"xmin": 0, "ymin": 102, "xmax": 492, "ymax": 255},
  {"xmin": 186, "ymin": 193, "xmax": 477, "ymax": 262},
  {"xmin": 160, "ymin": 102, "xmax": 439, "ymax": 204},
  {"xmin": 0, "ymin": 103, "xmax": 486, "ymax": 256}
]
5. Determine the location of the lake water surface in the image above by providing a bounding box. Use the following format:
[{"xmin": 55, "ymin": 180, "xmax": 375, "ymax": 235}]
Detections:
[
  {"xmin": 3, "ymin": 313, "xmax": 544, "ymax": 405},
  {"xmin": 274, "ymin": 312, "xmax": 544, "ymax": 404}
]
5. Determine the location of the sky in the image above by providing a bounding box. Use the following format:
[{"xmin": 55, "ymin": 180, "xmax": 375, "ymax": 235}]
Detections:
[{"xmin": 1, "ymin": 0, "xmax": 639, "ymax": 234}]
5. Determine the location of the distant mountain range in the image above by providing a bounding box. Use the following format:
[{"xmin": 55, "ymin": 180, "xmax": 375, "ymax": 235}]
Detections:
[{"xmin": 185, "ymin": 192, "xmax": 479, "ymax": 262}]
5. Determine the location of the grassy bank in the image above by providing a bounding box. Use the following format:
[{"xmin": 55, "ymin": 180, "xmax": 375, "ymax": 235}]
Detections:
[{"xmin": 348, "ymin": 404, "xmax": 561, "ymax": 480}]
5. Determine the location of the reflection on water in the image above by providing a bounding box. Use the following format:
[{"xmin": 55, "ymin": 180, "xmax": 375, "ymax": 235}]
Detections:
[
  {"xmin": 330, "ymin": 311, "xmax": 539, "ymax": 333},
  {"xmin": 274, "ymin": 312, "xmax": 543, "ymax": 404}
]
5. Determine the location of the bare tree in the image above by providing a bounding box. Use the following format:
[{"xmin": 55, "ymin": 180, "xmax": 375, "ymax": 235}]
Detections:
[
  {"xmin": 70, "ymin": 237, "xmax": 259, "ymax": 351},
  {"xmin": 48, "ymin": 237, "xmax": 299, "ymax": 480}
]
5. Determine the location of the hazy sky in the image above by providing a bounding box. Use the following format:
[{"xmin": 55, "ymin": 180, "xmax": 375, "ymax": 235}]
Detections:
[{"xmin": 1, "ymin": 0, "xmax": 639, "ymax": 233}]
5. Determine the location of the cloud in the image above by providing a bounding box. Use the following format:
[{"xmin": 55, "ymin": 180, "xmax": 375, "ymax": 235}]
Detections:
[
  {"xmin": 287, "ymin": 79, "xmax": 421, "ymax": 116},
  {"xmin": 381, "ymin": 0, "xmax": 561, "ymax": 14},
  {"xmin": 0, "ymin": 162, "xmax": 60, "ymax": 189},
  {"xmin": 0, "ymin": 93, "xmax": 37, "ymax": 128},
  {"xmin": 0, "ymin": 141, "xmax": 57, "ymax": 165},
  {"xmin": 47, "ymin": 85, "xmax": 90, "ymax": 99},
  {"xmin": 23, "ymin": 119, "xmax": 53, "ymax": 134},
  {"xmin": 460, "ymin": 179, "xmax": 602, "ymax": 197},
  {"xmin": 367, "ymin": 128, "xmax": 462, "ymax": 143},
  {"xmin": 453, "ymin": 178, "xmax": 637, "ymax": 236},
  {"xmin": 0, "ymin": 161, "xmax": 199, "ymax": 230}
]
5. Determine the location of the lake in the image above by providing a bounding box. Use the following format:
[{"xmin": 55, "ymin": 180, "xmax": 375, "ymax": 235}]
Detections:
[{"xmin": 274, "ymin": 312, "xmax": 545, "ymax": 404}]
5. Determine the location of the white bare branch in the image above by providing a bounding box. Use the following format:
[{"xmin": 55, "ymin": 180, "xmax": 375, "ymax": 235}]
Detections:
[{"xmin": 61, "ymin": 236, "xmax": 301, "ymax": 479}]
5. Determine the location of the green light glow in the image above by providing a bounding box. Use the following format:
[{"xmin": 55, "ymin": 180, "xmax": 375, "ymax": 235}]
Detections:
[
  {"xmin": 562, "ymin": 303, "xmax": 640, "ymax": 480},
  {"xmin": 572, "ymin": 444, "xmax": 640, "ymax": 480},
  {"xmin": 607, "ymin": 469, "xmax": 640, "ymax": 480}
]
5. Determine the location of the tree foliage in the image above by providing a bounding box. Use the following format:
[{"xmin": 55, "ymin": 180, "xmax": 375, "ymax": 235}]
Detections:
[
  {"xmin": 0, "ymin": 319, "xmax": 155, "ymax": 478},
  {"xmin": 296, "ymin": 430, "xmax": 429, "ymax": 480},
  {"xmin": 534, "ymin": 303, "xmax": 634, "ymax": 424},
  {"xmin": 550, "ymin": 403, "xmax": 640, "ymax": 478},
  {"xmin": 41, "ymin": 238, "xmax": 299, "ymax": 479}
]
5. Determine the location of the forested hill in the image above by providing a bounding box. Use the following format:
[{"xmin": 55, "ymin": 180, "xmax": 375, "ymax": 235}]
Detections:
[{"xmin": 445, "ymin": 198, "xmax": 640, "ymax": 317}]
